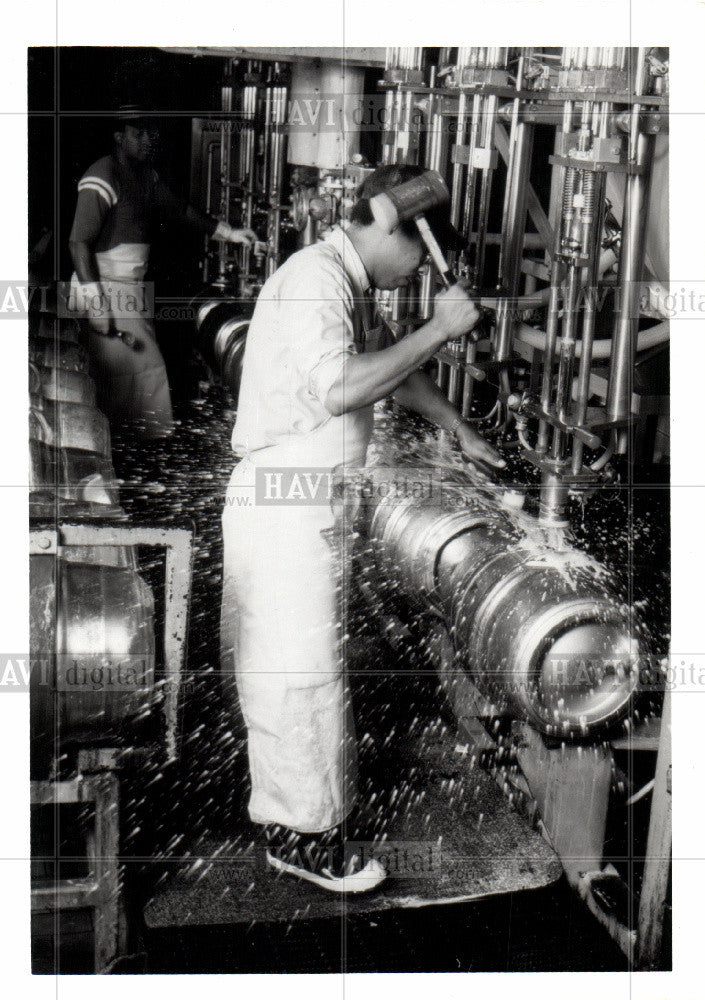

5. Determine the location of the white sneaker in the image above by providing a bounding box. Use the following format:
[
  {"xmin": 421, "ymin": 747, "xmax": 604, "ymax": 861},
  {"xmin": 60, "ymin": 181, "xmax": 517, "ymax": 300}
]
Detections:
[{"xmin": 266, "ymin": 849, "xmax": 387, "ymax": 895}]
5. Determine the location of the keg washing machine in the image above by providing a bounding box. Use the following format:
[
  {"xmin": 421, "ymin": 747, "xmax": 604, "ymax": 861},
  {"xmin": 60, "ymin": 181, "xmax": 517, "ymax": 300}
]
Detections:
[
  {"xmin": 184, "ymin": 45, "xmax": 670, "ymax": 967},
  {"xmin": 26, "ymin": 44, "xmax": 670, "ymax": 971}
]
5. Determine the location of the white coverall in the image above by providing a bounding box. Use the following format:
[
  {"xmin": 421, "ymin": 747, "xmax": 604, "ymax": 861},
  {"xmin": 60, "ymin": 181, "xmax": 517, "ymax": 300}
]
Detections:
[
  {"xmin": 68, "ymin": 153, "xmax": 221, "ymax": 438},
  {"xmin": 70, "ymin": 246, "xmax": 172, "ymax": 438},
  {"xmin": 221, "ymin": 226, "xmax": 382, "ymax": 833}
]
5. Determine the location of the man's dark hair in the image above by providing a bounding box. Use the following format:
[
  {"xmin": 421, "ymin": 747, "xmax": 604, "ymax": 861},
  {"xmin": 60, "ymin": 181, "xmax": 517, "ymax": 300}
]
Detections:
[{"xmin": 350, "ymin": 163, "xmax": 426, "ymax": 240}]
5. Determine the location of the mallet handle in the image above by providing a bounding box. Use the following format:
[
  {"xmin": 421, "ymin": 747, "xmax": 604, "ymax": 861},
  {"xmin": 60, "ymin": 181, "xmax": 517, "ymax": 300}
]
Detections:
[
  {"xmin": 414, "ymin": 215, "xmax": 498, "ymax": 342},
  {"xmin": 414, "ymin": 214, "xmax": 455, "ymax": 288}
]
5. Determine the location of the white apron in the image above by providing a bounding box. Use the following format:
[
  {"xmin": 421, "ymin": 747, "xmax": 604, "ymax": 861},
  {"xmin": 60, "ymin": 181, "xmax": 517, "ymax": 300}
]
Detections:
[
  {"xmin": 70, "ymin": 244, "xmax": 172, "ymax": 438},
  {"xmin": 221, "ymin": 413, "xmax": 373, "ymax": 833}
]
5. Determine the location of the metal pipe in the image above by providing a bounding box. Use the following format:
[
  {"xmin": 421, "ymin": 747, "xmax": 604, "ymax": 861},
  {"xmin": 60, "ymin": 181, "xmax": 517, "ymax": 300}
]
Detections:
[
  {"xmin": 418, "ymin": 262, "xmax": 434, "ymax": 321},
  {"xmin": 454, "ymin": 91, "xmax": 485, "ymax": 412},
  {"xmin": 391, "ymin": 286, "xmax": 408, "ymax": 323},
  {"xmin": 536, "ymin": 261, "xmax": 562, "ymax": 453},
  {"xmin": 605, "ymin": 49, "xmax": 653, "ymax": 426},
  {"xmin": 572, "ymin": 170, "xmax": 608, "ymax": 474},
  {"xmin": 494, "ymin": 118, "xmax": 534, "ymax": 360},
  {"xmin": 472, "ymin": 95, "xmax": 499, "ymax": 288},
  {"xmin": 461, "ymin": 340, "xmax": 477, "ymax": 417},
  {"xmin": 605, "ymin": 132, "xmax": 656, "ymax": 423},
  {"xmin": 550, "ymin": 262, "xmax": 581, "ymax": 463},
  {"xmin": 450, "ymin": 92, "xmax": 468, "ymax": 228},
  {"xmin": 382, "ymin": 90, "xmax": 396, "ymax": 165},
  {"xmin": 202, "ymin": 141, "xmax": 218, "ymax": 283},
  {"xmin": 446, "ymin": 339, "xmax": 464, "ymax": 406},
  {"xmin": 461, "ymin": 94, "xmax": 482, "ymax": 239},
  {"xmin": 238, "ymin": 81, "xmax": 257, "ymax": 278},
  {"xmin": 538, "ymin": 471, "xmax": 570, "ymax": 527},
  {"xmin": 266, "ymin": 82, "xmax": 287, "ymax": 277},
  {"xmin": 537, "ymin": 99, "xmax": 573, "ymax": 453},
  {"xmin": 496, "ymin": 54, "xmax": 525, "ymax": 286},
  {"xmin": 261, "ymin": 82, "xmax": 272, "ymax": 197}
]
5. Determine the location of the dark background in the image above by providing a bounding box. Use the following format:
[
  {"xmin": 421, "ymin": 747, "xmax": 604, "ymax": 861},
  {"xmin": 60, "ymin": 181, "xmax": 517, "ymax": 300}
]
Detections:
[
  {"xmin": 28, "ymin": 47, "xmax": 555, "ymax": 291},
  {"xmin": 28, "ymin": 47, "xmax": 227, "ymax": 291}
]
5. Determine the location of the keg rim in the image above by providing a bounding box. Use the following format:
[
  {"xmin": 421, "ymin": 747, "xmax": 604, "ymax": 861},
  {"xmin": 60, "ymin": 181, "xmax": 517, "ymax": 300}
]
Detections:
[{"xmin": 518, "ymin": 601, "xmax": 641, "ymax": 735}]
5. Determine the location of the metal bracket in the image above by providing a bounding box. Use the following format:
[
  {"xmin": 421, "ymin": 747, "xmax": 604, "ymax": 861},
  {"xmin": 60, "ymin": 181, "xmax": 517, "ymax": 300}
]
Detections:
[
  {"xmin": 522, "ymin": 400, "xmax": 604, "ymax": 449},
  {"xmin": 521, "ymin": 450, "xmax": 601, "ymax": 487},
  {"xmin": 471, "ymin": 146, "xmax": 499, "ymax": 170},
  {"xmin": 450, "ymin": 145, "xmax": 499, "ymax": 170},
  {"xmin": 383, "ymin": 68, "xmax": 425, "ymax": 86},
  {"xmin": 555, "ymin": 132, "xmax": 623, "ymax": 163},
  {"xmin": 30, "ymin": 529, "xmax": 58, "ymax": 556},
  {"xmin": 434, "ymin": 347, "xmax": 491, "ymax": 382},
  {"xmin": 547, "ymin": 89, "xmax": 667, "ymax": 107},
  {"xmin": 450, "ymin": 145, "xmax": 471, "ymax": 166},
  {"xmin": 549, "ymin": 153, "xmax": 643, "ymax": 175}
]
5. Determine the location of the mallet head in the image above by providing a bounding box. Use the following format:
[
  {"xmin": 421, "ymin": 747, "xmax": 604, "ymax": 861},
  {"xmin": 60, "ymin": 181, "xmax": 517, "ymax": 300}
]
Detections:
[{"xmin": 369, "ymin": 169, "xmax": 450, "ymax": 235}]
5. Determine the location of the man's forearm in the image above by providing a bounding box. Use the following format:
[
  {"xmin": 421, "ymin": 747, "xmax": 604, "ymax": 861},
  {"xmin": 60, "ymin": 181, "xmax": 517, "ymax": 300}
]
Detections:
[
  {"xmin": 68, "ymin": 241, "xmax": 100, "ymax": 284},
  {"xmin": 393, "ymin": 368, "xmax": 506, "ymax": 469},
  {"xmin": 185, "ymin": 204, "xmax": 219, "ymax": 237},
  {"xmin": 393, "ymin": 370, "xmax": 460, "ymax": 431},
  {"xmin": 324, "ymin": 320, "xmax": 444, "ymax": 416},
  {"xmin": 155, "ymin": 175, "xmax": 219, "ymax": 237}
]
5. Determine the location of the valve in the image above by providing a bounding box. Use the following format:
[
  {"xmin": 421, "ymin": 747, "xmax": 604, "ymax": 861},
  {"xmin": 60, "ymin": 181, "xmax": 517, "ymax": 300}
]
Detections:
[{"xmin": 309, "ymin": 193, "xmax": 338, "ymax": 226}]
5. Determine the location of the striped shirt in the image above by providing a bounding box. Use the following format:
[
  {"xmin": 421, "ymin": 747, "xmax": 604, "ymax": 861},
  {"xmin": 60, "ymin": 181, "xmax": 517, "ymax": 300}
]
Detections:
[{"xmin": 69, "ymin": 153, "xmax": 216, "ymax": 255}]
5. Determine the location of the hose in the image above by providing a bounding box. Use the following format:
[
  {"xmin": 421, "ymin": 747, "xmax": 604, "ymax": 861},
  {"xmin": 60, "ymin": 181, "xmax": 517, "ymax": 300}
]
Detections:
[
  {"xmin": 514, "ymin": 320, "xmax": 669, "ymax": 358},
  {"xmin": 465, "ymin": 399, "xmax": 500, "ymax": 425},
  {"xmin": 590, "ymin": 430, "xmax": 617, "ymax": 471}
]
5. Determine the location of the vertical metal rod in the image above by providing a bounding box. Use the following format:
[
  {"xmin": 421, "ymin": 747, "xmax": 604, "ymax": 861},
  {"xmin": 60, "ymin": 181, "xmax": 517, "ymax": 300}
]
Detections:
[
  {"xmin": 572, "ymin": 169, "xmax": 608, "ymax": 474},
  {"xmin": 203, "ymin": 142, "xmax": 217, "ymax": 283},
  {"xmin": 473, "ymin": 95, "xmax": 499, "ymax": 288},
  {"xmin": 438, "ymin": 75, "xmax": 468, "ymax": 393},
  {"xmin": 391, "ymin": 286, "xmax": 407, "ymax": 323},
  {"xmin": 446, "ymin": 341, "xmax": 463, "ymax": 406},
  {"xmin": 458, "ymin": 92, "xmax": 482, "ymax": 412},
  {"xmin": 495, "ymin": 120, "xmax": 534, "ymax": 361},
  {"xmin": 461, "ymin": 340, "xmax": 476, "ymax": 417},
  {"xmin": 424, "ymin": 65, "xmax": 437, "ymax": 171},
  {"xmin": 537, "ymin": 97, "xmax": 574, "ymax": 452},
  {"xmin": 549, "ymin": 260, "xmax": 580, "ymax": 470},
  {"xmin": 243, "ymin": 87, "xmax": 256, "ymax": 277},
  {"xmin": 538, "ymin": 472, "xmax": 570, "ymax": 525},
  {"xmin": 450, "ymin": 92, "xmax": 468, "ymax": 228},
  {"xmin": 536, "ymin": 260, "xmax": 561, "ymax": 454},
  {"xmin": 428, "ymin": 105, "xmax": 448, "ymax": 174},
  {"xmin": 266, "ymin": 82, "xmax": 287, "ymax": 277},
  {"xmin": 447, "ymin": 68, "xmax": 466, "ymax": 414},
  {"xmin": 418, "ymin": 262, "xmax": 434, "ymax": 320},
  {"xmin": 497, "ymin": 54, "xmax": 525, "ymax": 285},
  {"xmin": 261, "ymin": 80, "xmax": 272, "ymax": 198},
  {"xmin": 216, "ymin": 81, "xmax": 234, "ymax": 286},
  {"xmin": 461, "ymin": 94, "xmax": 482, "ymax": 238},
  {"xmin": 402, "ymin": 90, "xmax": 420, "ymax": 164},
  {"xmin": 606, "ymin": 92, "xmax": 656, "ymax": 422}
]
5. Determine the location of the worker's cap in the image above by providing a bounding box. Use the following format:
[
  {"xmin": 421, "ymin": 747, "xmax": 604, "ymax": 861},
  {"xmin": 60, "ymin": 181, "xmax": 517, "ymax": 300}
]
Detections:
[
  {"xmin": 354, "ymin": 164, "xmax": 465, "ymax": 252},
  {"xmin": 115, "ymin": 104, "xmax": 158, "ymax": 132}
]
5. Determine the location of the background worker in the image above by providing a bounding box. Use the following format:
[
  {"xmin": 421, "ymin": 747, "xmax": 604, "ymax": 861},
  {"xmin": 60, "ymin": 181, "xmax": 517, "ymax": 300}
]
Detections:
[
  {"xmin": 68, "ymin": 106, "xmax": 256, "ymax": 438},
  {"xmin": 221, "ymin": 164, "xmax": 505, "ymax": 894}
]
